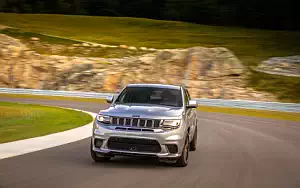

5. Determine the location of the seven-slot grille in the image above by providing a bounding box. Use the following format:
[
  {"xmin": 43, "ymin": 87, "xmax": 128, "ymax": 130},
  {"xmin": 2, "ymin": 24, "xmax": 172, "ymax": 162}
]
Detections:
[{"xmin": 111, "ymin": 117, "xmax": 161, "ymax": 128}]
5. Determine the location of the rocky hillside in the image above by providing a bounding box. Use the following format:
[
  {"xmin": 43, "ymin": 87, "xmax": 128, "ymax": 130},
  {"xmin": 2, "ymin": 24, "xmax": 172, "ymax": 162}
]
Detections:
[{"xmin": 0, "ymin": 34, "xmax": 276, "ymax": 101}]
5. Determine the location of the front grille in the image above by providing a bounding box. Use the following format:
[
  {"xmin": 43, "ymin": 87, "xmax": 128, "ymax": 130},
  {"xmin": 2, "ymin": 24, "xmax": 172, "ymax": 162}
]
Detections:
[
  {"xmin": 107, "ymin": 137, "xmax": 161, "ymax": 153},
  {"xmin": 126, "ymin": 119, "xmax": 131, "ymax": 125},
  {"xmin": 119, "ymin": 118, "xmax": 125, "ymax": 125},
  {"xmin": 111, "ymin": 117, "xmax": 162, "ymax": 128},
  {"xmin": 146, "ymin": 120, "xmax": 152, "ymax": 127},
  {"xmin": 139, "ymin": 119, "xmax": 146, "ymax": 127},
  {"xmin": 112, "ymin": 117, "xmax": 118, "ymax": 124},
  {"xmin": 132, "ymin": 119, "xmax": 138, "ymax": 126}
]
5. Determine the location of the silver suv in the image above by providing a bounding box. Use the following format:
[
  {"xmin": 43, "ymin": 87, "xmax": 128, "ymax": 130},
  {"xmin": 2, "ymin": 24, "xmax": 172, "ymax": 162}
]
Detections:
[{"xmin": 90, "ymin": 84, "xmax": 198, "ymax": 167}]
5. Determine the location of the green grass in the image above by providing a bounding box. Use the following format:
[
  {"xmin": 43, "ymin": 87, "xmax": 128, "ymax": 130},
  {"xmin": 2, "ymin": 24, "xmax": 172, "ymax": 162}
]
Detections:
[
  {"xmin": 0, "ymin": 27, "xmax": 77, "ymax": 45},
  {"xmin": 0, "ymin": 28, "xmax": 148, "ymax": 58},
  {"xmin": 248, "ymin": 70, "xmax": 300, "ymax": 103},
  {"xmin": 0, "ymin": 93, "xmax": 106, "ymax": 103},
  {"xmin": 197, "ymin": 105, "xmax": 300, "ymax": 122},
  {"xmin": 0, "ymin": 101, "xmax": 93, "ymax": 143},
  {"xmin": 1, "ymin": 13, "xmax": 300, "ymax": 66}
]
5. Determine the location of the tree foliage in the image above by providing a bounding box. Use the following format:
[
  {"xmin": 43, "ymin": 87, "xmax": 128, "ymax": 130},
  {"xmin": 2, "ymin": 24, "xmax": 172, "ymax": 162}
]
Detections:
[{"xmin": 0, "ymin": 0, "xmax": 298, "ymax": 30}]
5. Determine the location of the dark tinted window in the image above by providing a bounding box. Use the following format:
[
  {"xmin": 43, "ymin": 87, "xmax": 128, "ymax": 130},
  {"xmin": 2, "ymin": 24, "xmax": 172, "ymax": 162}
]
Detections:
[{"xmin": 115, "ymin": 87, "xmax": 183, "ymax": 107}]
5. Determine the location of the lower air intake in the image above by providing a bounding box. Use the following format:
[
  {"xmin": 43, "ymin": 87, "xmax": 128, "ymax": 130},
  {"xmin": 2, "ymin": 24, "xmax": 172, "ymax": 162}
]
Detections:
[{"xmin": 107, "ymin": 137, "xmax": 161, "ymax": 153}]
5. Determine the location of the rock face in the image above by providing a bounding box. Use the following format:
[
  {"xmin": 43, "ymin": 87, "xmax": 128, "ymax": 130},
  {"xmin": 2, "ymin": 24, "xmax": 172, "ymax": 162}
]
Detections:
[
  {"xmin": 255, "ymin": 56, "xmax": 300, "ymax": 77},
  {"xmin": 0, "ymin": 34, "xmax": 277, "ymax": 101}
]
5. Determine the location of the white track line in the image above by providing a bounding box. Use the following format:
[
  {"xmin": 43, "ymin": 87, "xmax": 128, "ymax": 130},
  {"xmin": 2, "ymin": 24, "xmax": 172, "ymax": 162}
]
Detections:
[{"xmin": 0, "ymin": 108, "xmax": 97, "ymax": 160}]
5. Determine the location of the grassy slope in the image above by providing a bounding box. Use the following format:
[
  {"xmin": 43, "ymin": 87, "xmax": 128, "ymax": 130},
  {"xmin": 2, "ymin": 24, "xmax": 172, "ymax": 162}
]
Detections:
[
  {"xmin": 248, "ymin": 70, "xmax": 300, "ymax": 103},
  {"xmin": 0, "ymin": 28, "xmax": 149, "ymax": 58},
  {"xmin": 0, "ymin": 27, "xmax": 77, "ymax": 44},
  {"xmin": 1, "ymin": 94, "xmax": 299, "ymax": 122},
  {"xmin": 0, "ymin": 101, "xmax": 93, "ymax": 143},
  {"xmin": 197, "ymin": 106, "xmax": 300, "ymax": 122},
  {"xmin": 1, "ymin": 13, "xmax": 300, "ymax": 67}
]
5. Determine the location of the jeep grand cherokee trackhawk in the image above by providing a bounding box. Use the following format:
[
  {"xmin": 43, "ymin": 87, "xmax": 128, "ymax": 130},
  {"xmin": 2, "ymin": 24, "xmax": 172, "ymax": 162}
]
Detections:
[{"xmin": 90, "ymin": 84, "xmax": 198, "ymax": 167}]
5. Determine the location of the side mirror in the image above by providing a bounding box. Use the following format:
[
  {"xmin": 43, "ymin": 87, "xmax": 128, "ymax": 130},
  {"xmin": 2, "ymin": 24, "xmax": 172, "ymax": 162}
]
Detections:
[
  {"xmin": 106, "ymin": 96, "xmax": 114, "ymax": 104},
  {"xmin": 187, "ymin": 100, "xmax": 198, "ymax": 108}
]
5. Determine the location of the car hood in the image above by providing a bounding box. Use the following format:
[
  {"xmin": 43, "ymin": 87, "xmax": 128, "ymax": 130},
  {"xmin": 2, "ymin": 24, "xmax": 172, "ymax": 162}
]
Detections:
[{"xmin": 100, "ymin": 104, "xmax": 184, "ymax": 119}]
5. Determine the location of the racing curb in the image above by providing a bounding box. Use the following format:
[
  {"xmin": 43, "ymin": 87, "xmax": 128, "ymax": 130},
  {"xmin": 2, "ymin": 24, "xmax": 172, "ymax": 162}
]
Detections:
[{"xmin": 0, "ymin": 107, "xmax": 97, "ymax": 160}]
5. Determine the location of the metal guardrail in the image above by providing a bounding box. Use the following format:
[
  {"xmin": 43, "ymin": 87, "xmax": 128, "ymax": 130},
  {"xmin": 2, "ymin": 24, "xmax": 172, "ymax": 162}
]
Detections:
[
  {"xmin": 195, "ymin": 98, "xmax": 300, "ymax": 113},
  {"xmin": 0, "ymin": 88, "xmax": 114, "ymax": 99},
  {"xmin": 0, "ymin": 88, "xmax": 299, "ymax": 113}
]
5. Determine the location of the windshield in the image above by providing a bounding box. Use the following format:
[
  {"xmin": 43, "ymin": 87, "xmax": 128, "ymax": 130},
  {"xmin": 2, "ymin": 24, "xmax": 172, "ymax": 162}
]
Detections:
[{"xmin": 115, "ymin": 87, "xmax": 183, "ymax": 107}]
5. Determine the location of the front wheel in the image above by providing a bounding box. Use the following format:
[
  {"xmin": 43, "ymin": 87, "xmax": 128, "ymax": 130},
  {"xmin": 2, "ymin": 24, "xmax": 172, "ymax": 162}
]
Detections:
[
  {"xmin": 190, "ymin": 126, "xmax": 197, "ymax": 151},
  {"xmin": 175, "ymin": 136, "xmax": 189, "ymax": 167}
]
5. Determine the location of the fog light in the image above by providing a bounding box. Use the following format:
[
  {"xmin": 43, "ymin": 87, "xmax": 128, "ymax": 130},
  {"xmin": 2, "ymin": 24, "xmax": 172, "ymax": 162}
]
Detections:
[
  {"xmin": 94, "ymin": 139, "xmax": 103, "ymax": 148},
  {"xmin": 166, "ymin": 144, "xmax": 178, "ymax": 154}
]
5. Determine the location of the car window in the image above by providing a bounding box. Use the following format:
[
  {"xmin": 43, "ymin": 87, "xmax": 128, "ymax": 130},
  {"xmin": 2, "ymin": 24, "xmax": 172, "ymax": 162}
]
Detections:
[{"xmin": 115, "ymin": 87, "xmax": 183, "ymax": 107}]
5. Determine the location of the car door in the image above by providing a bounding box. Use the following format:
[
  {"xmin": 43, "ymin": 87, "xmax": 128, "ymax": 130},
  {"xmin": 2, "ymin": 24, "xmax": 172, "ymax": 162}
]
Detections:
[{"xmin": 184, "ymin": 88, "xmax": 196, "ymax": 140}]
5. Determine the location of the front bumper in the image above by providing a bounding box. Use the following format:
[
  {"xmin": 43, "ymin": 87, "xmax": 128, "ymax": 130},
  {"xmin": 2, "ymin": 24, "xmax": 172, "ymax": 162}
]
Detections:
[{"xmin": 92, "ymin": 121, "xmax": 186, "ymax": 159}]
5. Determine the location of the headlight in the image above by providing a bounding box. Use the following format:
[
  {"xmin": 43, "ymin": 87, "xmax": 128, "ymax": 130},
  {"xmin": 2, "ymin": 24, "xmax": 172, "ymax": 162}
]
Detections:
[
  {"xmin": 161, "ymin": 120, "xmax": 181, "ymax": 129},
  {"xmin": 96, "ymin": 115, "xmax": 111, "ymax": 124}
]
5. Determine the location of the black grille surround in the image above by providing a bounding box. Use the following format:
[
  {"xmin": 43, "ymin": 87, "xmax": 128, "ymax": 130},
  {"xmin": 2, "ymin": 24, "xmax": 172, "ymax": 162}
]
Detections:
[
  {"xmin": 111, "ymin": 117, "xmax": 162, "ymax": 128},
  {"xmin": 107, "ymin": 137, "xmax": 161, "ymax": 153}
]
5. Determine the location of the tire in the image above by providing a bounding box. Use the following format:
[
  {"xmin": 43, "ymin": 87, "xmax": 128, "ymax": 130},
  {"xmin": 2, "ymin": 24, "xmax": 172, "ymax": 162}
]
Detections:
[
  {"xmin": 190, "ymin": 126, "xmax": 197, "ymax": 151},
  {"xmin": 175, "ymin": 136, "xmax": 189, "ymax": 167},
  {"xmin": 90, "ymin": 140, "xmax": 111, "ymax": 162}
]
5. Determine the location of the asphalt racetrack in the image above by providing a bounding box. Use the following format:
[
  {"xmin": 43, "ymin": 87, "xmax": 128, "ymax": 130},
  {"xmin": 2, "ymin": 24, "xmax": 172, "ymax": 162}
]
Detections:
[{"xmin": 0, "ymin": 96, "xmax": 300, "ymax": 188}]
